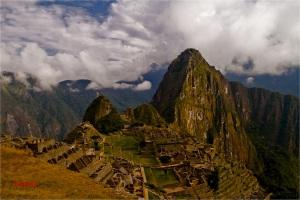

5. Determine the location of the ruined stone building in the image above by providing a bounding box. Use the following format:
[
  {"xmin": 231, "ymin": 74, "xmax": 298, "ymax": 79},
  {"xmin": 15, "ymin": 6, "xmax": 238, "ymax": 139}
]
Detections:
[{"xmin": 106, "ymin": 157, "xmax": 146, "ymax": 198}]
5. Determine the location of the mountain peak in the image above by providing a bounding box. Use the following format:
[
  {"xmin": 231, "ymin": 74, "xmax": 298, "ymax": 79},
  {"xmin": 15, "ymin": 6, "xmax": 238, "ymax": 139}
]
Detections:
[
  {"xmin": 83, "ymin": 95, "xmax": 117, "ymax": 125},
  {"xmin": 151, "ymin": 48, "xmax": 252, "ymax": 163},
  {"xmin": 174, "ymin": 48, "xmax": 208, "ymax": 69}
]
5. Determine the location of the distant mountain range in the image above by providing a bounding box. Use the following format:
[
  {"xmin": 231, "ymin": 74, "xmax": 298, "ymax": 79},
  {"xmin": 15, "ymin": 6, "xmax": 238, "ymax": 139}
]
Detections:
[
  {"xmin": 225, "ymin": 68, "xmax": 299, "ymax": 97},
  {"xmin": 1, "ymin": 71, "xmax": 162, "ymax": 141}
]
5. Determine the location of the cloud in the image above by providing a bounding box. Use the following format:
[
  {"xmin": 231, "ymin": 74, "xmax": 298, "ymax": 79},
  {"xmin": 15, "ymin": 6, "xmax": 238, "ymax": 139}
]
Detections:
[
  {"xmin": 69, "ymin": 88, "xmax": 79, "ymax": 92},
  {"xmin": 132, "ymin": 80, "xmax": 152, "ymax": 91},
  {"xmin": 0, "ymin": 0, "xmax": 299, "ymax": 91},
  {"xmin": 246, "ymin": 77, "xmax": 255, "ymax": 84},
  {"xmin": 0, "ymin": 73, "xmax": 12, "ymax": 84},
  {"xmin": 113, "ymin": 82, "xmax": 134, "ymax": 89},
  {"xmin": 86, "ymin": 82, "xmax": 102, "ymax": 90},
  {"xmin": 14, "ymin": 71, "xmax": 31, "ymax": 88}
]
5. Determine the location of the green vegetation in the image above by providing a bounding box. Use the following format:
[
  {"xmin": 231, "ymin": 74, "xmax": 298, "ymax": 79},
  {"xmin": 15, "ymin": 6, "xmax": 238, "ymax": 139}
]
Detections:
[
  {"xmin": 152, "ymin": 169, "xmax": 179, "ymax": 186},
  {"xmin": 1, "ymin": 76, "xmax": 81, "ymax": 141},
  {"xmin": 138, "ymin": 157, "xmax": 159, "ymax": 166},
  {"xmin": 95, "ymin": 109, "xmax": 124, "ymax": 134},
  {"xmin": 132, "ymin": 104, "xmax": 167, "ymax": 127},
  {"xmin": 207, "ymin": 127, "xmax": 218, "ymax": 144},
  {"xmin": 110, "ymin": 135, "xmax": 138, "ymax": 149},
  {"xmin": 207, "ymin": 168, "xmax": 219, "ymax": 190},
  {"xmin": 82, "ymin": 95, "xmax": 125, "ymax": 134},
  {"xmin": 103, "ymin": 135, "xmax": 159, "ymax": 166},
  {"xmin": 246, "ymin": 122, "xmax": 299, "ymax": 199},
  {"xmin": 159, "ymin": 156, "xmax": 171, "ymax": 164},
  {"xmin": 144, "ymin": 168, "xmax": 158, "ymax": 187}
]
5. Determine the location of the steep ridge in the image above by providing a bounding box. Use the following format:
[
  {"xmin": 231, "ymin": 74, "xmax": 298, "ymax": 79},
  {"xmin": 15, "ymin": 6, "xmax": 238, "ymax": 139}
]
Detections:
[
  {"xmin": 151, "ymin": 48, "xmax": 299, "ymax": 198},
  {"xmin": 151, "ymin": 48, "xmax": 254, "ymax": 164},
  {"xmin": 1, "ymin": 73, "xmax": 80, "ymax": 141},
  {"xmin": 230, "ymin": 82, "xmax": 299, "ymax": 198},
  {"xmin": 230, "ymin": 82, "xmax": 299, "ymax": 154}
]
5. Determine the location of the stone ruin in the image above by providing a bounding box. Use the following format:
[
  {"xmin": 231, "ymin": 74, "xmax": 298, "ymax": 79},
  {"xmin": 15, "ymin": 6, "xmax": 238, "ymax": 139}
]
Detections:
[
  {"xmin": 1, "ymin": 135, "xmax": 112, "ymax": 186},
  {"xmin": 106, "ymin": 157, "xmax": 146, "ymax": 198}
]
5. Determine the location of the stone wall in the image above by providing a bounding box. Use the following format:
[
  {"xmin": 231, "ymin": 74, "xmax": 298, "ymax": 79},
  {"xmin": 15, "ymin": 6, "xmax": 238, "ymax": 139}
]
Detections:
[
  {"xmin": 36, "ymin": 145, "xmax": 86, "ymax": 169},
  {"xmin": 162, "ymin": 182, "xmax": 181, "ymax": 188},
  {"xmin": 94, "ymin": 163, "xmax": 112, "ymax": 182},
  {"xmin": 27, "ymin": 139, "xmax": 55, "ymax": 152},
  {"xmin": 67, "ymin": 149, "xmax": 85, "ymax": 164},
  {"xmin": 80, "ymin": 159, "xmax": 104, "ymax": 176},
  {"xmin": 36, "ymin": 145, "xmax": 69, "ymax": 161}
]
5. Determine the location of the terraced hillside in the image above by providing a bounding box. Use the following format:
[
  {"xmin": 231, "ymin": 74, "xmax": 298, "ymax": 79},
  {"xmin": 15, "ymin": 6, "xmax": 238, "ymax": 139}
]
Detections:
[{"xmin": 213, "ymin": 156, "xmax": 265, "ymax": 199}]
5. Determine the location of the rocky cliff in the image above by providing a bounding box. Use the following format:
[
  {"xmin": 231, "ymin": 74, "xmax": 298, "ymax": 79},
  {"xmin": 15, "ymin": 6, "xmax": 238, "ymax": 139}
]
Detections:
[
  {"xmin": 230, "ymin": 82, "xmax": 299, "ymax": 155},
  {"xmin": 151, "ymin": 48, "xmax": 254, "ymax": 164}
]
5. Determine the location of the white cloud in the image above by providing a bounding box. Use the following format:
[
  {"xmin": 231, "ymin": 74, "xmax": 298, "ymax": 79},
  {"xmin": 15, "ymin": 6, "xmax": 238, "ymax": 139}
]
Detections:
[
  {"xmin": 69, "ymin": 88, "xmax": 80, "ymax": 92},
  {"xmin": 0, "ymin": 73, "xmax": 12, "ymax": 84},
  {"xmin": 86, "ymin": 81, "xmax": 102, "ymax": 90},
  {"xmin": 14, "ymin": 71, "xmax": 31, "ymax": 88},
  {"xmin": 133, "ymin": 80, "xmax": 152, "ymax": 91},
  {"xmin": 246, "ymin": 77, "xmax": 255, "ymax": 84},
  {"xmin": 0, "ymin": 0, "xmax": 299, "ymax": 90},
  {"xmin": 113, "ymin": 82, "xmax": 134, "ymax": 89}
]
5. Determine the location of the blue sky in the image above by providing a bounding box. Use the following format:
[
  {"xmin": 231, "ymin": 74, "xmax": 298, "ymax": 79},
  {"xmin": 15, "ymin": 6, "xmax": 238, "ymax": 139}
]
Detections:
[
  {"xmin": 38, "ymin": 0, "xmax": 114, "ymax": 22},
  {"xmin": 1, "ymin": 0, "xmax": 299, "ymax": 91}
]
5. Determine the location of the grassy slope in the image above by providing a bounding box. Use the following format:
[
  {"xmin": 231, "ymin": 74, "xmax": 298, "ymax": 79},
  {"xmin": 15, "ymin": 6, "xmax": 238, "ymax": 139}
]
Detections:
[{"xmin": 1, "ymin": 146, "xmax": 121, "ymax": 199}]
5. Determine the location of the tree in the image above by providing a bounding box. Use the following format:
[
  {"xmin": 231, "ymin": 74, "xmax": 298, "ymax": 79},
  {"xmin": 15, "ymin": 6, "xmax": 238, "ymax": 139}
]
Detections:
[{"xmin": 159, "ymin": 156, "xmax": 171, "ymax": 164}]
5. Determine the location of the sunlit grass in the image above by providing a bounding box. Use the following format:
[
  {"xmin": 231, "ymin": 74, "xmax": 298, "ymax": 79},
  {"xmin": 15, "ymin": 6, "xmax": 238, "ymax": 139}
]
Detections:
[{"xmin": 1, "ymin": 146, "xmax": 124, "ymax": 199}]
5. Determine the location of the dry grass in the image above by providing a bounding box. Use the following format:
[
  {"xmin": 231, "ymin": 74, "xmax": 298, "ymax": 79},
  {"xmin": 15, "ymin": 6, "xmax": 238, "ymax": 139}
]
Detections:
[{"xmin": 0, "ymin": 146, "xmax": 122, "ymax": 199}]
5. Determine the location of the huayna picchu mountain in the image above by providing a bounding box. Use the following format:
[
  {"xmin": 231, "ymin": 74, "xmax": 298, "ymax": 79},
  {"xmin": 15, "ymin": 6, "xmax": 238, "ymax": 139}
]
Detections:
[
  {"xmin": 151, "ymin": 48, "xmax": 299, "ymax": 198},
  {"xmin": 151, "ymin": 48, "xmax": 254, "ymax": 164}
]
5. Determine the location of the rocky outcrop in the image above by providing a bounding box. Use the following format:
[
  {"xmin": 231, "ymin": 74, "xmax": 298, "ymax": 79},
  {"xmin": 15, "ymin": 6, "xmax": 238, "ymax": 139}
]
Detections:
[
  {"xmin": 82, "ymin": 95, "xmax": 124, "ymax": 134},
  {"xmin": 83, "ymin": 95, "xmax": 116, "ymax": 124}
]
